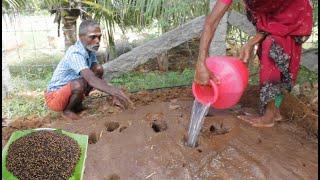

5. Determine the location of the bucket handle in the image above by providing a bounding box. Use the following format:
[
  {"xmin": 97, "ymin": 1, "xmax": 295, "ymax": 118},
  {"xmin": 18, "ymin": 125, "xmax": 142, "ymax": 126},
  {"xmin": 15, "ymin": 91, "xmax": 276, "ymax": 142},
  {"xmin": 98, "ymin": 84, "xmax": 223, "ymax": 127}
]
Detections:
[{"xmin": 209, "ymin": 79, "xmax": 219, "ymax": 104}]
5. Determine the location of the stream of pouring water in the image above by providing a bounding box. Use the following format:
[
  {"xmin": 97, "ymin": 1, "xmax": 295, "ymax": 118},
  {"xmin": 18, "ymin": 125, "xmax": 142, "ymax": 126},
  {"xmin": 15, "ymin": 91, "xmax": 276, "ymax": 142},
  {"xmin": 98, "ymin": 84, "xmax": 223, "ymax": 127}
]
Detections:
[{"xmin": 187, "ymin": 100, "xmax": 211, "ymax": 147}]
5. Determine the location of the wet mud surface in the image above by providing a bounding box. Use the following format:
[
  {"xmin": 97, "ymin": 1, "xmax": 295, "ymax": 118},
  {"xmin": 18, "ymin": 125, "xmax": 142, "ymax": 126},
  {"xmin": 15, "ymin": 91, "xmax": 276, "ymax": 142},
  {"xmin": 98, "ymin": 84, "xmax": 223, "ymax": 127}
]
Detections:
[{"xmin": 2, "ymin": 86, "xmax": 318, "ymax": 179}]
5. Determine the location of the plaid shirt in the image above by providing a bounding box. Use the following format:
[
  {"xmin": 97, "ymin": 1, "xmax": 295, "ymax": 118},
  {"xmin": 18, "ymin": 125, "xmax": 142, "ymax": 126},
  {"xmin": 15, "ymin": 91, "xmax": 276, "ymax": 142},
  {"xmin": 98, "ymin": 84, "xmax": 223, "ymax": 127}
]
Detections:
[{"xmin": 47, "ymin": 40, "xmax": 98, "ymax": 92}]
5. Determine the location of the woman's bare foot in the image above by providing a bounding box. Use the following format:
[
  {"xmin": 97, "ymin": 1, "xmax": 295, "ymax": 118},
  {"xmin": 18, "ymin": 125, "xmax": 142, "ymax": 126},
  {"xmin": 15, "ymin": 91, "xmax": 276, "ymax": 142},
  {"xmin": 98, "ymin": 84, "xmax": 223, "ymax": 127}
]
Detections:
[
  {"xmin": 237, "ymin": 100, "xmax": 279, "ymax": 128},
  {"xmin": 237, "ymin": 114, "xmax": 275, "ymax": 127},
  {"xmin": 249, "ymin": 116, "xmax": 275, "ymax": 128},
  {"xmin": 274, "ymin": 108, "xmax": 284, "ymax": 122},
  {"xmin": 62, "ymin": 110, "xmax": 80, "ymax": 120}
]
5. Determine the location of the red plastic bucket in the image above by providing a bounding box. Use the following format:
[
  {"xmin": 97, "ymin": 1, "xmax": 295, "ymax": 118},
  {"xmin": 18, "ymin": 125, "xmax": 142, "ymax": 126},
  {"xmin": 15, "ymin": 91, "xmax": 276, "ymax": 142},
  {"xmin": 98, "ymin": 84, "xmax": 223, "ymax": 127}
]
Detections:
[{"xmin": 192, "ymin": 56, "xmax": 249, "ymax": 109}]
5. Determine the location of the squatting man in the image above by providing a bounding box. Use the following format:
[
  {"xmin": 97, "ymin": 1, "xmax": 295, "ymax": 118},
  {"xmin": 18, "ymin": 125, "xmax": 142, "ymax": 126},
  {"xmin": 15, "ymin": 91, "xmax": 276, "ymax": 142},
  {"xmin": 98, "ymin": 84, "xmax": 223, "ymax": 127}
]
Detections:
[{"xmin": 45, "ymin": 20, "xmax": 132, "ymax": 120}]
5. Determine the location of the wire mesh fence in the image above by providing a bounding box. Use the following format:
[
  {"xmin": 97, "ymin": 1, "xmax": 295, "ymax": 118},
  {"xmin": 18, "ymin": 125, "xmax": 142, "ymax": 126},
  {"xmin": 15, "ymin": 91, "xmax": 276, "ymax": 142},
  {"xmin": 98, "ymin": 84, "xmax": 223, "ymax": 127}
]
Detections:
[{"xmin": 1, "ymin": 9, "xmax": 187, "ymax": 92}]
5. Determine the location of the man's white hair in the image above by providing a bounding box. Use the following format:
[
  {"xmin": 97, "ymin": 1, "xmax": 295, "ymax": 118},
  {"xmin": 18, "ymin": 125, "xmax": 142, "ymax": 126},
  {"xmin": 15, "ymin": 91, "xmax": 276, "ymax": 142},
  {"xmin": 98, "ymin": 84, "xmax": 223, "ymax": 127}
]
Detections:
[{"xmin": 79, "ymin": 20, "xmax": 100, "ymax": 35}]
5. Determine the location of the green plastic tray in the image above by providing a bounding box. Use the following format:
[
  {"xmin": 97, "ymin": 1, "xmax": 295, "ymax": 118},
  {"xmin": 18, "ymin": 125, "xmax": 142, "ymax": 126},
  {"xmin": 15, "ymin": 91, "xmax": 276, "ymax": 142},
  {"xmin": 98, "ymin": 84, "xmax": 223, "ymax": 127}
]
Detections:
[{"xmin": 2, "ymin": 128, "xmax": 88, "ymax": 180}]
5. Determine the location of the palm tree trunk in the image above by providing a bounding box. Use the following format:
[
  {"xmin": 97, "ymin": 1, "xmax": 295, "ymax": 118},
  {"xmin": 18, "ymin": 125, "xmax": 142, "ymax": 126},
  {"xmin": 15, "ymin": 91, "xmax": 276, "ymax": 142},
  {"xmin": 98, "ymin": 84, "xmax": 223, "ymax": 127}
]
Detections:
[{"xmin": 61, "ymin": 9, "xmax": 80, "ymax": 50}]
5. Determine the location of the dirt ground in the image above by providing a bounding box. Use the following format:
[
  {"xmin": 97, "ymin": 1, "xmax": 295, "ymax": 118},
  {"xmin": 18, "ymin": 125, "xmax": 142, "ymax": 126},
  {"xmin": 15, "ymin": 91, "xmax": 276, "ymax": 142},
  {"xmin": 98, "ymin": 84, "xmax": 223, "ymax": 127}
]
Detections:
[{"xmin": 2, "ymin": 86, "xmax": 318, "ymax": 179}]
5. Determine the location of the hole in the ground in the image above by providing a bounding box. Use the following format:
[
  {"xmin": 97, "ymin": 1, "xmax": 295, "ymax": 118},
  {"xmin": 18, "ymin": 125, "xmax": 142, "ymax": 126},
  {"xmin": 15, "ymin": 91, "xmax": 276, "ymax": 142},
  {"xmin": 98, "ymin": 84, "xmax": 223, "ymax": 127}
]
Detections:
[
  {"xmin": 151, "ymin": 121, "xmax": 167, "ymax": 133},
  {"xmin": 106, "ymin": 173, "xmax": 120, "ymax": 180},
  {"xmin": 119, "ymin": 126, "xmax": 127, "ymax": 132},
  {"xmin": 88, "ymin": 132, "xmax": 98, "ymax": 144},
  {"xmin": 209, "ymin": 124, "xmax": 230, "ymax": 135},
  {"xmin": 151, "ymin": 123, "xmax": 160, "ymax": 132},
  {"xmin": 105, "ymin": 121, "xmax": 120, "ymax": 132},
  {"xmin": 209, "ymin": 125, "xmax": 216, "ymax": 132},
  {"xmin": 257, "ymin": 138, "xmax": 262, "ymax": 143},
  {"xmin": 197, "ymin": 149, "xmax": 202, "ymax": 153}
]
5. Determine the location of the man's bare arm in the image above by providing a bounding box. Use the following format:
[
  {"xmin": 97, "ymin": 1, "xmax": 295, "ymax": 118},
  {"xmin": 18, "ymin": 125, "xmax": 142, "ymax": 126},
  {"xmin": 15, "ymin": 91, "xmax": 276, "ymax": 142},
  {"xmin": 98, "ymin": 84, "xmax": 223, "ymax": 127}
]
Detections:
[{"xmin": 80, "ymin": 68, "xmax": 132, "ymax": 107}]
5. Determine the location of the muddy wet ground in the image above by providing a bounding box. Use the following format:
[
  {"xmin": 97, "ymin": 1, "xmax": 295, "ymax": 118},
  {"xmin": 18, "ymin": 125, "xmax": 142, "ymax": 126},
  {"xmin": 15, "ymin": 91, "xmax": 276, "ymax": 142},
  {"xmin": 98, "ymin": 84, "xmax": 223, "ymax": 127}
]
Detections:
[{"xmin": 2, "ymin": 86, "xmax": 318, "ymax": 179}]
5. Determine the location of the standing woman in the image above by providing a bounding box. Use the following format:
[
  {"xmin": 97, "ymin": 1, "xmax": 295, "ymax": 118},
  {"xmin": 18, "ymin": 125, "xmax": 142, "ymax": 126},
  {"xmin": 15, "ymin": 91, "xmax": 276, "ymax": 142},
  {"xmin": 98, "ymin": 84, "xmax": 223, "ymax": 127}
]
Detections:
[{"xmin": 194, "ymin": 0, "xmax": 313, "ymax": 127}]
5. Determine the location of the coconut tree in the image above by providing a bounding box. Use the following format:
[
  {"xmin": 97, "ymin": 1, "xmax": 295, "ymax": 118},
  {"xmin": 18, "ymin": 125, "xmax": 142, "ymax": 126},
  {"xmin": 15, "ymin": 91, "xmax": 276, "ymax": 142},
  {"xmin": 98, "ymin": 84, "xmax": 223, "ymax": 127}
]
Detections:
[
  {"xmin": 45, "ymin": 0, "xmax": 85, "ymax": 50},
  {"xmin": 2, "ymin": 0, "xmax": 80, "ymax": 50},
  {"xmin": 39, "ymin": 0, "xmax": 103, "ymax": 50}
]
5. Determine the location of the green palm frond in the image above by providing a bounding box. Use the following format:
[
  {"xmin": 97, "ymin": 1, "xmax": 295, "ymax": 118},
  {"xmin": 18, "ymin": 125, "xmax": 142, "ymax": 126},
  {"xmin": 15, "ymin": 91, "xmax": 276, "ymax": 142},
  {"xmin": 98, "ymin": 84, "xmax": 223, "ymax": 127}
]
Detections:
[
  {"xmin": 42, "ymin": 0, "xmax": 66, "ymax": 6},
  {"xmin": 2, "ymin": 0, "xmax": 27, "ymax": 11},
  {"xmin": 82, "ymin": 0, "xmax": 208, "ymax": 31}
]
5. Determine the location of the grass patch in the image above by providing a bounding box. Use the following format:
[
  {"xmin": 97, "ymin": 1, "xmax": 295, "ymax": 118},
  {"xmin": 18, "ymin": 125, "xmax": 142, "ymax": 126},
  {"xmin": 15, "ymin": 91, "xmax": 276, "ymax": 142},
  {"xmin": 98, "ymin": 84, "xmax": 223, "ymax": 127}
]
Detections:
[
  {"xmin": 296, "ymin": 66, "xmax": 318, "ymax": 84},
  {"xmin": 3, "ymin": 92, "xmax": 48, "ymax": 119},
  {"xmin": 3, "ymin": 69, "xmax": 195, "ymax": 120},
  {"xmin": 3, "ymin": 64, "xmax": 317, "ymax": 120},
  {"xmin": 111, "ymin": 68, "xmax": 194, "ymax": 92},
  {"xmin": 2, "ymin": 76, "xmax": 52, "ymax": 119},
  {"xmin": 248, "ymin": 63, "xmax": 318, "ymax": 85}
]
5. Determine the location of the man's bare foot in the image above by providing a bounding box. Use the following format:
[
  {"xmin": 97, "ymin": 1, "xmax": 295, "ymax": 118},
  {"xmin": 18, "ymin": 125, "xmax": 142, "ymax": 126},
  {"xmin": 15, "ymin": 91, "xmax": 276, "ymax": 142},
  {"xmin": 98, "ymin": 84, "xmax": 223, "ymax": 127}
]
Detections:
[
  {"xmin": 62, "ymin": 110, "xmax": 80, "ymax": 120},
  {"xmin": 73, "ymin": 103, "xmax": 87, "ymax": 113}
]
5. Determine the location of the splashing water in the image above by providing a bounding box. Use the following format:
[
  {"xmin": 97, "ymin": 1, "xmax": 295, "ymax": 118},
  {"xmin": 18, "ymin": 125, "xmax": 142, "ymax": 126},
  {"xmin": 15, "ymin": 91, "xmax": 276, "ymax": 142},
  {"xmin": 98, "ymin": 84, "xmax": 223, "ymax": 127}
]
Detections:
[{"xmin": 187, "ymin": 100, "xmax": 211, "ymax": 147}]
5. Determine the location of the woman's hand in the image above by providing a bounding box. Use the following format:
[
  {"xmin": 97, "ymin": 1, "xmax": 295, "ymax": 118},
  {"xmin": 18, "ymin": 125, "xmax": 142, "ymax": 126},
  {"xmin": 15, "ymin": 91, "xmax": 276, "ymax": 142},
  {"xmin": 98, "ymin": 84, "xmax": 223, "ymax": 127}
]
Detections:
[
  {"xmin": 194, "ymin": 61, "xmax": 220, "ymax": 85},
  {"xmin": 194, "ymin": 1, "xmax": 230, "ymax": 85},
  {"xmin": 239, "ymin": 32, "xmax": 266, "ymax": 63},
  {"xmin": 239, "ymin": 42, "xmax": 255, "ymax": 64}
]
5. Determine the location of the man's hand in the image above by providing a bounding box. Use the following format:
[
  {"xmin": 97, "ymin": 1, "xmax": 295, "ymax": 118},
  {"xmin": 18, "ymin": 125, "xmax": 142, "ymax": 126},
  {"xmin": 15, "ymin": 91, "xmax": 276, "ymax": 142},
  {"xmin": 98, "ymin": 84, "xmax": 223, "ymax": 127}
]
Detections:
[
  {"xmin": 80, "ymin": 68, "xmax": 133, "ymax": 109},
  {"xmin": 106, "ymin": 85, "xmax": 133, "ymax": 109},
  {"xmin": 239, "ymin": 42, "xmax": 254, "ymax": 64},
  {"xmin": 112, "ymin": 96, "xmax": 125, "ymax": 109},
  {"xmin": 194, "ymin": 62, "xmax": 220, "ymax": 85}
]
